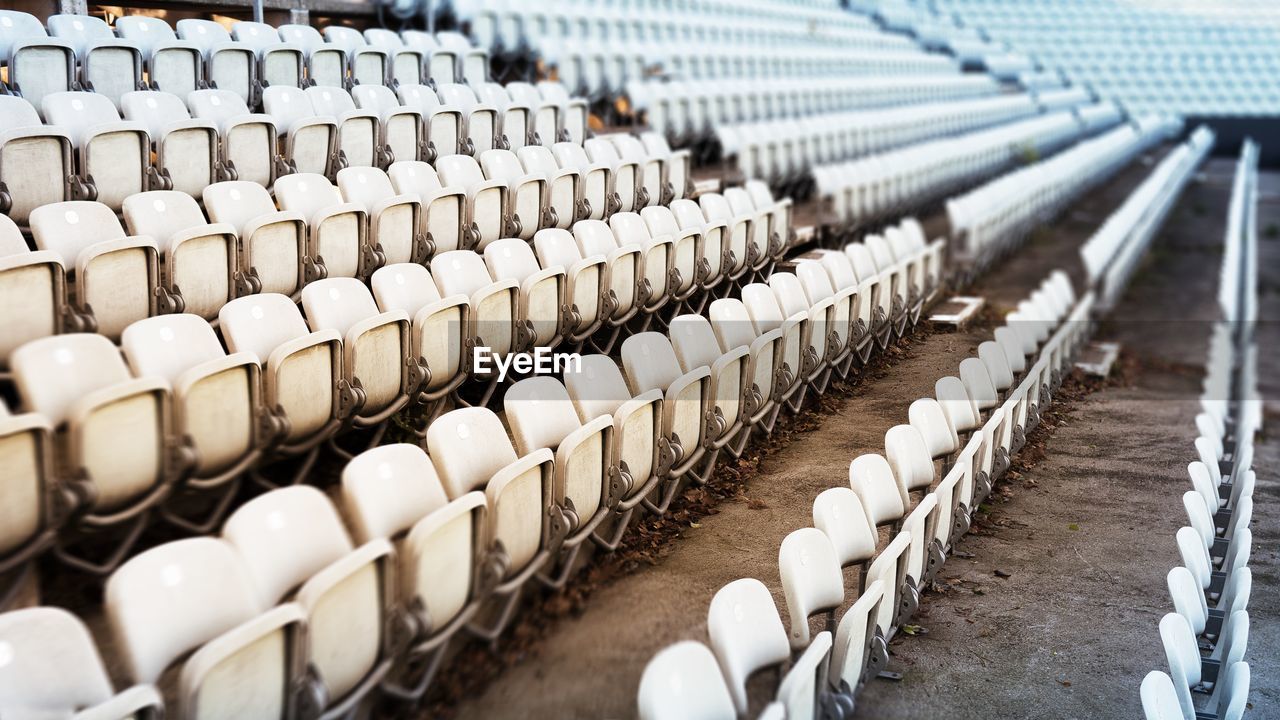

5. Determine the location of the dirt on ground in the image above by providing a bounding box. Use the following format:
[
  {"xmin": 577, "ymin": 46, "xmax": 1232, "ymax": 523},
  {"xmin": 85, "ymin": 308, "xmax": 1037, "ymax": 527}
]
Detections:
[{"xmin": 422, "ymin": 145, "xmax": 1280, "ymax": 720}]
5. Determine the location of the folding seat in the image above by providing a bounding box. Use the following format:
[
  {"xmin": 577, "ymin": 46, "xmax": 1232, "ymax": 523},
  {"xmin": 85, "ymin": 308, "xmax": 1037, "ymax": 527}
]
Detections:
[
  {"xmin": 362, "ymin": 28, "xmax": 425, "ymax": 87},
  {"xmin": 606, "ymin": 133, "xmax": 668, "ymax": 207},
  {"xmin": 769, "ymin": 272, "xmax": 837, "ymax": 393},
  {"xmin": 746, "ymin": 180, "xmax": 793, "ymax": 253},
  {"xmin": 386, "ymin": 160, "xmax": 467, "ymax": 254},
  {"xmin": 352, "ymin": 84, "xmax": 424, "ymax": 166},
  {"xmin": 400, "ymin": 31, "xmax": 454, "ymax": 86},
  {"xmin": 7, "ymin": 609, "xmax": 163, "ymax": 716},
  {"xmin": 187, "ymin": 88, "xmax": 280, "ymax": 187},
  {"xmin": 776, "ymin": 631, "xmax": 837, "ymax": 720},
  {"xmin": 340, "ymin": 445, "xmax": 483, "ymax": 701},
  {"xmin": 483, "ymin": 237, "xmax": 566, "ymax": 348},
  {"xmin": 609, "ymin": 212, "xmax": 680, "ymax": 316},
  {"xmin": 506, "ymin": 81, "xmax": 561, "ymax": 146},
  {"xmin": 0, "ymin": 10, "xmax": 76, "ymax": 111},
  {"xmin": 642, "ymin": 204, "xmax": 713, "ymax": 306},
  {"xmin": 779, "ymin": 527, "xmax": 845, "ymax": 651},
  {"xmin": 107, "ymin": 537, "xmax": 307, "ymax": 718},
  {"xmin": 424, "ymin": 407, "xmax": 555, "ymax": 639},
  {"xmin": 336, "ymin": 166, "xmax": 426, "ymax": 267},
  {"xmin": 795, "ymin": 262, "xmax": 858, "ymax": 377},
  {"xmin": 306, "ymin": 85, "xmax": 384, "ymax": 170},
  {"xmin": 843, "ymin": 242, "xmax": 894, "ymax": 348},
  {"xmin": 504, "ymin": 376, "xmax": 617, "ymax": 583},
  {"xmin": 277, "ymin": 23, "xmax": 347, "ymax": 90},
  {"xmin": 431, "ymin": 248, "xmax": 520, "ymax": 381},
  {"xmin": 262, "ymin": 85, "xmax": 339, "ymax": 177},
  {"xmin": 121, "ymin": 91, "xmax": 219, "ymax": 198},
  {"xmin": 203, "ymin": 181, "xmax": 307, "ymax": 297},
  {"xmin": 175, "ymin": 19, "xmax": 257, "ymax": 105},
  {"xmin": 46, "ymin": 14, "xmax": 144, "ymax": 110},
  {"xmin": 115, "ymin": 16, "xmax": 203, "ymax": 98},
  {"xmin": 218, "ymin": 293, "xmax": 360, "ymax": 482},
  {"xmin": 437, "ymin": 82, "xmax": 501, "ymax": 156},
  {"xmin": 41, "ymin": 91, "xmax": 154, "ymax": 211},
  {"xmin": 25, "ymin": 201, "xmax": 161, "ymax": 341},
  {"xmin": 396, "ymin": 83, "xmax": 464, "ymax": 160},
  {"xmin": 669, "ymin": 314, "xmax": 749, "ymax": 455},
  {"xmin": 740, "ymin": 281, "xmax": 812, "ymax": 412},
  {"xmin": 641, "ymin": 131, "xmax": 692, "ymax": 202},
  {"xmin": 0, "ymin": 401, "xmax": 55, "ymax": 608},
  {"xmin": 435, "ymin": 154, "xmax": 514, "ymax": 249},
  {"xmin": 585, "ymin": 137, "xmax": 644, "ymax": 212},
  {"xmin": 230, "ymin": 21, "xmax": 305, "ymax": 92},
  {"xmin": 707, "ymin": 578, "xmax": 790, "ymax": 715},
  {"xmin": 480, "ymin": 148, "xmax": 552, "ymax": 238},
  {"xmin": 301, "ymin": 278, "xmax": 421, "ymax": 440},
  {"xmin": 223, "ymin": 486, "xmax": 395, "ymax": 714},
  {"xmin": 637, "ymin": 641, "xmax": 736, "ymax": 720},
  {"xmin": 1159, "ymin": 613, "xmax": 1250, "ymax": 720},
  {"xmin": 828, "ymin": 579, "xmax": 887, "ymax": 702},
  {"xmin": 864, "ymin": 234, "xmax": 911, "ymax": 334},
  {"xmin": 122, "ymin": 190, "xmax": 242, "ymax": 320},
  {"xmin": 699, "ymin": 192, "xmax": 758, "ymax": 281},
  {"xmin": 708, "ymin": 298, "xmax": 784, "ymax": 432},
  {"xmin": 994, "ymin": 326, "xmax": 1028, "ymax": 375},
  {"xmin": 0, "ymin": 96, "xmax": 80, "ymax": 225},
  {"xmin": 477, "ymin": 82, "xmax": 534, "ymax": 151},
  {"xmin": 621, "ymin": 331, "xmax": 717, "ymax": 484},
  {"xmin": 12, "ymin": 334, "xmax": 189, "ymax": 574},
  {"xmin": 436, "ymin": 31, "xmax": 489, "ymax": 86},
  {"xmin": 725, "ymin": 187, "xmax": 777, "ymax": 273},
  {"xmin": 323, "ymin": 26, "xmax": 390, "ymax": 87},
  {"xmin": 979, "ymin": 340, "xmax": 1016, "ymax": 394},
  {"xmin": 519, "ymin": 144, "xmax": 587, "ymax": 228},
  {"xmin": 1140, "ymin": 670, "xmax": 1187, "ymax": 720},
  {"xmin": 554, "ymin": 141, "xmax": 617, "ymax": 220},
  {"xmin": 275, "ymin": 172, "xmax": 377, "ymax": 281},
  {"xmin": 538, "ymin": 80, "xmax": 589, "ymax": 144},
  {"xmin": 848, "ymin": 453, "xmax": 925, "ymax": 623}
]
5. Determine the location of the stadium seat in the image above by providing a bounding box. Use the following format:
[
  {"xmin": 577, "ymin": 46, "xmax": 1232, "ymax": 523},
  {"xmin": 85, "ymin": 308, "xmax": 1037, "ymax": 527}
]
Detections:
[
  {"xmin": 121, "ymin": 91, "xmax": 219, "ymax": 198},
  {"xmin": 275, "ymin": 172, "xmax": 374, "ymax": 280},
  {"xmin": 642, "ymin": 204, "xmax": 711, "ymax": 304},
  {"xmin": 322, "ymin": 25, "xmax": 389, "ymax": 87},
  {"xmin": 424, "ymin": 406, "xmax": 555, "ymax": 640},
  {"xmin": 669, "ymin": 314, "xmax": 750, "ymax": 455},
  {"xmin": 829, "ymin": 580, "xmax": 887, "ymax": 701},
  {"xmin": 187, "ymin": 88, "xmax": 281, "ymax": 187},
  {"xmin": 203, "ymin": 180, "xmax": 308, "ymax": 297},
  {"xmin": 106, "ymin": 537, "xmax": 306, "ymax": 717},
  {"xmin": 277, "ymin": 23, "xmax": 347, "ymax": 89},
  {"xmin": 707, "ymin": 578, "xmax": 790, "ymax": 715},
  {"xmin": 28, "ymin": 200, "xmax": 163, "ymax": 338},
  {"xmin": 708, "ymin": 298, "xmax": 783, "ymax": 431},
  {"xmin": 0, "ymin": 10, "xmax": 76, "ymax": 111},
  {"xmin": 386, "ymin": 160, "xmax": 468, "ymax": 254},
  {"xmin": 0, "ymin": 402, "xmax": 55, "ymax": 608},
  {"xmin": 121, "ymin": 190, "xmax": 241, "ymax": 320},
  {"xmin": 779, "ymin": 527, "xmax": 844, "ymax": 649},
  {"xmin": 430, "ymin": 249, "xmax": 520, "ymax": 393},
  {"xmin": 0, "ymin": 606, "xmax": 163, "ymax": 717},
  {"xmin": 776, "ymin": 631, "xmax": 836, "ymax": 720},
  {"xmin": 306, "ymin": 85, "xmax": 384, "ymax": 169},
  {"xmin": 480, "ymin": 148, "xmax": 552, "ymax": 238},
  {"xmin": 0, "ymin": 95, "xmax": 82, "ymax": 224},
  {"xmin": 554, "ymin": 140, "xmax": 618, "ymax": 220},
  {"xmin": 483, "ymin": 237, "xmax": 565, "ymax": 348},
  {"xmin": 740, "ymin": 281, "xmax": 811, "ymax": 412},
  {"xmin": 231, "ymin": 21, "xmax": 305, "ymax": 92},
  {"xmin": 362, "ymin": 28, "xmax": 425, "ymax": 87},
  {"xmin": 586, "ymin": 137, "xmax": 644, "ymax": 212},
  {"xmin": 477, "ymin": 82, "xmax": 534, "ymax": 150},
  {"xmin": 262, "ymin": 85, "xmax": 339, "ymax": 176},
  {"xmin": 637, "ymin": 641, "xmax": 736, "ymax": 720},
  {"xmin": 438, "ymin": 82, "xmax": 501, "ymax": 156},
  {"xmin": 538, "ymin": 81, "xmax": 588, "ymax": 144},
  {"xmin": 176, "ymin": 19, "xmax": 257, "ymax": 105},
  {"xmin": 42, "ymin": 91, "xmax": 153, "ymax": 211},
  {"xmin": 337, "ymin": 166, "xmax": 427, "ymax": 265},
  {"xmin": 620, "ymin": 331, "xmax": 714, "ymax": 484},
  {"xmin": 519, "ymin": 144, "xmax": 587, "ymax": 228},
  {"xmin": 47, "ymin": 14, "xmax": 144, "ymax": 109},
  {"xmin": 115, "ymin": 15, "xmax": 203, "ymax": 98},
  {"xmin": 397, "ymin": 83, "xmax": 464, "ymax": 160},
  {"xmin": 352, "ymin": 84, "xmax": 425, "ymax": 165},
  {"xmin": 610, "ymin": 212, "xmax": 680, "ymax": 315},
  {"xmin": 507, "ymin": 80, "xmax": 565, "ymax": 145},
  {"xmin": 435, "ymin": 154, "xmax": 514, "ymax": 248}
]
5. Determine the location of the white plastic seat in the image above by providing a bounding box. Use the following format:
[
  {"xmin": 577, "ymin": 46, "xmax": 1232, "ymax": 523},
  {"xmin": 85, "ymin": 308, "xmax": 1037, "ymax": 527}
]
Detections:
[
  {"xmin": 707, "ymin": 578, "xmax": 790, "ymax": 715},
  {"xmin": 42, "ymin": 91, "xmax": 151, "ymax": 211},
  {"xmin": 431, "ymin": 249, "xmax": 519, "ymax": 363},
  {"xmin": 0, "ymin": 401, "xmax": 54, "ymax": 606},
  {"xmin": 637, "ymin": 641, "xmax": 736, "ymax": 720},
  {"xmin": 425, "ymin": 406, "xmax": 555, "ymax": 639},
  {"xmin": 122, "ymin": 190, "xmax": 240, "ymax": 320},
  {"xmin": 305, "ymin": 85, "xmax": 383, "ymax": 170},
  {"xmin": 586, "ymin": 136, "xmax": 643, "ymax": 212},
  {"xmin": 610, "ymin": 212, "xmax": 676, "ymax": 313},
  {"xmin": 709, "ymin": 298, "xmax": 782, "ymax": 429},
  {"xmin": 885, "ymin": 424, "xmax": 937, "ymax": 508},
  {"xmin": 47, "ymin": 14, "xmax": 144, "ymax": 110},
  {"xmin": 12, "ymin": 333, "xmax": 182, "ymax": 574},
  {"xmin": 538, "ymin": 80, "xmax": 588, "ymax": 144},
  {"xmin": 435, "ymin": 153, "xmax": 512, "ymax": 249},
  {"xmin": 28, "ymin": 200, "xmax": 161, "ymax": 339},
  {"xmin": 0, "ymin": 95, "xmax": 78, "ymax": 225},
  {"xmin": 796, "ymin": 261, "xmax": 855, "ymax": 373},
  {"xmin": 700, "ymin": 192, "xmax": 754, "ymax": 278},
  {"xmin": 0, "ymin": 606, "xmax": 163, "ymax": 718},
  {"xmin": 396, "ymin": 83, "xmax": 464, "ymax": 161},
  {"xmin": 770, "ymin": 272, "xmax": 832, "ymax": 389},
  {"xmin": 779, "ymin": 527, "xmax": 844, "ymax": 649},
  {"xmin": 275, "ymin": 172, "xmax": 374, "ymax": 281},
  {"xmin": 483, "ymin": 237, "xmax": 566, "ymax": 348},
  {"xmin": 204, "ymin": 181, "xmax": 307, "ymax": 297},
  {"xmin": 1140, "ymin": 670, "xmax": 1185, "ymax": 720},
  {"xmin": 0, "ymin": 10, "xmax": 76, "ymax": 112},
  {"xmin": 607, "ymin": 133, "xmax": 666, "ymax": 208},
  {"xmin": 506, "ymin": 81, "xmax": 560, "ymax": 146},
  {"xmin": 671, "ymin": 198, "xmax": 731, "ymax": 291},
  {"xmin": 642, "ymin": 131, "xmax": 692, "ymax": 202},
  {"xmin": 187, "ymin": 88, "xmax": 280, "ymax": 188},
  {"xmin": 262, "ymin": 85, "xmax": 339, "ymax": 176},
  {"xmin": 231, "ymin": 21, "xmax": 304, "ymax": 92},
  {"xmin": 909, "ymin": 397, "xmax": 960, "ymax": 460},
  {"xmin": 387, "ymin": 160, "xmax": 467, "ymax": 254},
  {"xmin": 520, "ymin": 144, "xmax": 586, "ymax": 229},
  {"xmin": 223, "ymin": 486, "xmax": 395, "ymax": 713},
  {"xmin": 301, "ymin": 278, "xmax": 418, "ymax": 425},
  {"xmin": 554, "ymin": 141, "xmax": 615, "ymax": 220},
  {"xmin": 828, "ymin": 580, "xmax": 886, "ymax": 701},
  {"xmin": 362, "ymin": 28, "xmax": 424, "ymax": 87},
  {"xmin": 642, "ymin": 204, "xmax": 708, "ymax": 298},
  {"xmin": 277, "ymin": 23, "xmax": 346, "ymax": 89},
  {"xmin": 480, "ymin": 148, "xmax": 550, "ymax": 238},
  {"xmin": 670, "ymin": 314, "xmax": 749, "ymax": 454},
  {"xmin": 115, "ymin": 16, "xmax": 203, "ymax": 98},
  {"xmin": 574, "ymin": 219, "xmax": 640, "ymax": 327},
  {"xmin": 725, "ymin": 186, "xmax": 773, "ymax": 270},
  {"xmin": 740, "ymin": 281, "xmax": 810, "ymax": 410},
  {"xmin": 352, "ymin": 84, "xmax": 424, "ymax": 166},
  {"xmin": 401, "ymin": 31, "xmax": 453, "ymax": 86},
  {"xmin": 121, "ymin": 90, "xmax": 218, "ymax": 198},
  {"xmin": 337, "ymin": 166, "xmax": 426, "ymax": 265},
  {"xmin": 437, "ymin": 32, "xmax": 488, "ymax": 86},
  {"xmin": 0, "ymin": 214, "xmax": 73, "ymax": 365},
  {"xmin": 176, "ymin": 19, "xmax": 257, "ymax": 105},
  {"xmin": 218, "ymin": 293, "xmax": 351, "ymax": 455},
  {"xmin": 438, "ymin": 82, "xmax": 500, "ymax": 156},
  {"xmin": 776, "ymin": 631, "xmax": 834, "ymax": 720},
  {"xmin": 322, "ymin": 26, "xmax": 389, "ymax": 87},
  {"xmin": 477, "ymin": 82, "xmax": 534, "ymax": 151},
  {"xmin": 106, "ymin": 537, "xmax": 306, "ymax": 718},
  {"xmin": 369, "ymin": 263, "xmax": 469, "ymax": 404},
  {"xmin": 960, "ymin": 356, "xmax": 1000, "ymax": 411}
]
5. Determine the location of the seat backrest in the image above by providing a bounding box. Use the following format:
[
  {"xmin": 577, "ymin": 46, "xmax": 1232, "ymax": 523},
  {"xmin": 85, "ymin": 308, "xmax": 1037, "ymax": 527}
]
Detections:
[
  {"xmin": 818, "ymin": 251, "xmax": 859, "ymax": 293},
  {"xmin": 274, "ymin": 173, "xmax": 344, "ymax": 218},
  {"xmin": 11, "ymin": 334, "xmax": 132, "ymax": 424},
  {"xmin": 708, "ymin": 299, "xmax": 757, "ymax": 352},
  {"xmin": 483, "ymin": 238, "xmax": 542, "ymax": 284},
  {"xmin": 812, "ymin": 487, "xmax": 877, "ymax": 566},
  {"xmin": 397, "ymin": 84, "xmax": 443, "ymax": 114},
  {"xmin": 573, "ymin": 219, "xmax": 620, "ymax": 256},
  {"xmin": 699, "ymin": 193, "xmax": 734, "ymax": 223},
  {"xmin": 322, "ymin": 25, "xmax": 368, "ymax": 51},
  {"xmin": 370, "ymin": 263, "xmax": 443, "ymax": 316},
  {"xmin": 222, "ymin": 485, "xmax": 355, "ymax": 607},
  {"xmin": 0, "ymin": 606, "xmax": 115, "ymax": 711},
  {"xmin": 351, "ymin": 83, "xmax": 399, "ymax": 115},
  {"xmin": 724, "ymin": 187, "xmax": 757, "ymax": 217},
  {"xmin": 305, "ymin": 85, "xmax": 358, "ymax": 117},
  {"xmin": 935, "ymin": 375, "xmax": 979, "ymax": 433},
  {"xmin": 277, "ymin": 23, "xmax": 326, "ymax": 50},
  {"xmin": 0, "ymin": 95, "xmax": 44, "ymax": 132},
  {"xmin": 41, "ymin": 91, "xmax": 124, "ymax": 147},
  {"xmin": 105, "ymin": 537, "xmax": 261, "ymax": 683},
  {"xmin": 621, "ymin": 332, "xmax": 684, "ymax": 395},
  {"xmin": 769, "ymin": 272, "xmax": 811, "ymax": 318},
  {"xmin": 552, "ymin": 141, "xmax": 591, "ymax": 171},
  {"xmin": 795, "ymin": 261, "xmax": 836, "ymax": 305},
  {"xmin": 121, "ymin": 90, "xmax": 195, "ymax": 141},
  {"xmin": 669, "ymin": 314, "xmax": 726, "ymax": 372},
  {"xmin": 707, "ymin": 578, "xmax": 790, "ymax": 714},
  {"xmin": 218, "ymin": 293, "xmax": 312, "ymax": 364},
  {"xmin": 637, "ymin": 641, "xmax": 736, "ymax": 720},
  {"xmin": 670, "ymin": 199, "xmax": 709, "ymax": 231},
  {"xmin": 517, "ymin": 145, "xmax": 560, "ymax": 177},
  {"xmin": 362, "ymin": 28, "xmax": 405, "ymax": 49},
  {"xmin": 504, "ymin": 376, "xmax": 583, "ymax": 455},
  {"xmin": 864, "ymin": 235, "xmax": 896, "ymax": 271},
  {"xmin": 609, "ymin": 212, "xmax": 655, "ymax": 248},
  {"xmin": 431, "ymin": 250, "xmax": 494, "ymax": 298},
  {"xmin": 388, "ymin": 160, "xmax": 446, "ymax": 198},
  {"xmin": 959, "ymin": 357, "xmax": 998, "ymax": 409},
  {"xmin": 436, "ymin": 82, "xmax": 480, "ymax": 109},
  {"xmin": 187, "ymin": 89, "xmax": 253, "ymax": 127},
  {"xmin": 584, "ymin": 137, "xmax": 622, "ymax": 165},
  {"xmin": 301, "ymin": 277, "xmax": 382, "ymax": 337},
  {"xmin": 203, "ymin": 181, "xmax": 280, "ymax": 231},
  {"xmin": 121, "ymin": 191, "xmax": 212, "ymax": 253},
  {"xmin": 47, "ymin": 14, "xmax": 117, "ymax": 56},
  {"xmin": 478, "ymin": 148, "xmax": 527, "ymax": 182},
  {"xmin": 29, "ymin": 200, "xmax": 128, "ymax": 267},
  {"xmin": 639, "ymin": 205, "xmax": 681, "ymax": 239},
  {"xmin": 908, "ymin": 398, "xmax": 959, "ymax": 458},
  {"xmin": 232, "ymin": 21, "xmax": 283, "ymax": 51},
  {"xmin": 741, "ymin": 283, "xmax": 786, "ymax": 333},
  {"xmin": 1139, "ymin": 671, "xmax": 1184, "ymax": 720},
  {"xmin": 176, "ymin": 18, "xmax": 234, "ymax": 52},
  {"xmin": 262, "ymin": 85, "xmax": 317, "ymax": 131},
  {"xmin": 778, "ymin": 527, "xmax": 843, "ymax": 648},
  {"xmin": 978, "ymin": 341, "xmax": 1014, "ymax": 389},
  {"xmin": 115, "ymin": 15, "xmax": 180, "ymax": 46},
  {"xmin": 336, "ymin": 166, "xmax": 396, "ymax": 211},
  {"xmin": 425, "ymin": 406, "xmax": 519, "ymax": 498},
  {"xmin": 847, "ymin": 453, "xmax": 905, "ymax": 526},
  {"xmin": 532, "ymin": 228, "xmax": 585, "ymax": 269},
  {"xmin": 885, "ymin": 424, "xmax": 935, "ymax": 503},
  {"xmin": 563, "ymin": 354, "xmax": 633, "ymax": 422},
  {"xmin": 1159, "ymin": 612, "xmax": 1201, "ymax": 719},
  {"xmin": 1218, "ymin": 661, "xmax": 1250, "ymax": 720},
  {"xmin": 121, "ymin": 313, "xmax": 227, "ymax": 383},
  {"xmin": 435, "ymin": 154, "xmax": 487, "ymax": 189}
]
